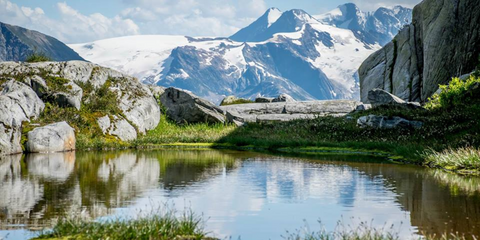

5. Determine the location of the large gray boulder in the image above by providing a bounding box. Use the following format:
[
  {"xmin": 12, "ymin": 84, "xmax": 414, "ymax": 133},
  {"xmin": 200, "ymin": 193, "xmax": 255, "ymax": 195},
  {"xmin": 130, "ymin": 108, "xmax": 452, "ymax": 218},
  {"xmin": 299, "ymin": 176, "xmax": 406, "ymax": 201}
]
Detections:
[
  {"xmin": 26, "ymin": 121, "xmax": 75, "ymax": 153},
  {"xmin": 159, "ymin": 87, "xmax": 225, "ymax": 124},
  {"xmin": 221, "ymin": 100, "xmax": 361, "ymax": 125},
  {"xmin": 0, "ymin": 80, "xmax": 45, "ymax": 155},
  {"xmin": 97, "ymin": 115, "xmax": 137, "ymax": 141},
  {"xmin": 368, "ymin": 89, "xmax": 422, "ymax": 109},
  {"xmin": 359, "ymin": 0, "xmax": 480, "ymax": 103},
  {"xmin": 357, "ymin": 115, "xmax": 423, "ymax": 129}
]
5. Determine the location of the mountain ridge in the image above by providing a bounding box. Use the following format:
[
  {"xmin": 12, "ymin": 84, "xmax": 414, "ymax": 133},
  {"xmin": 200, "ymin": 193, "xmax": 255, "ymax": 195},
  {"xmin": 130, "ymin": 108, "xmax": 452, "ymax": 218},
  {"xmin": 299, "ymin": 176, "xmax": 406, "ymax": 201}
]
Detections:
[{"xmin": 0, "ymin": 21, "xmax": 84, "ymax": 62}]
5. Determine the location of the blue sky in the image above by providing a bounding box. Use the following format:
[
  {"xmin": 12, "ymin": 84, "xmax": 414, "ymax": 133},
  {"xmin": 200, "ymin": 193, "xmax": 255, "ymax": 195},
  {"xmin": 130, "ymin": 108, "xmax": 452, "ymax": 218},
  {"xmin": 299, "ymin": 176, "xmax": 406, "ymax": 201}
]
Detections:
[{"xmin": 2, "ymin": 0, "xmax": 421, "ymax": 43}]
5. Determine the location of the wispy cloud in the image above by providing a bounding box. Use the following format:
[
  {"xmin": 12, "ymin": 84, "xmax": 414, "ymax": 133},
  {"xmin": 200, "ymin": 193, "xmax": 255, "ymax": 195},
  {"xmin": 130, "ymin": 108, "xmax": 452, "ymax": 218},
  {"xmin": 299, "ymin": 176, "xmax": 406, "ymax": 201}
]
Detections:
[{"xmin": 0, "ymin": 0, "xmax": 139, "ymax": 43}]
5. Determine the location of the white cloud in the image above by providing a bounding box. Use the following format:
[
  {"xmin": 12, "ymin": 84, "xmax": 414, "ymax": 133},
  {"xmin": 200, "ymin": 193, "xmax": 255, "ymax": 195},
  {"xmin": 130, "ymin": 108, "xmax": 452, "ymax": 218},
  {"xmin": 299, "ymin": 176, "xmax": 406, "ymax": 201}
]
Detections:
[
  {"xmin": 0, "ymin": 0, "xmax": 139, "ymax": 43},
  {"xmin": 119, "ymin": 0, "xmax": 267, "ymax": 36},
  {"xmin": 0, "ymin": 0, "xmax": 268, "ymax": 43}
]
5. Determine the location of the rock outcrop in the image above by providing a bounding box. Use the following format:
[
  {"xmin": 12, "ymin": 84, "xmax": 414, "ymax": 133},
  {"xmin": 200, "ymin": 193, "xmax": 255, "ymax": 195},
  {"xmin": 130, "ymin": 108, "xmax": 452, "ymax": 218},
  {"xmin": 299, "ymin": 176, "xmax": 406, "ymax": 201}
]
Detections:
[
  {"xmin": 359, "ymin": 0, "xmax": 480, "ymax": 103},
  {"xmin": 26, "ymin": 122, "xmax": 76, "ymax": 153},
  {"xmin": 0, "ymin": 80, "xmax": 45, "ymax": 155},
  {"xmin": 97, "ymin": 115, "xmax": 137, "ymax": 142},
  {"xmin": 221, "ymin": 100, "xmax": 361, "ymax": 125},
  {"xmin": 159, "ymin": 87, "xmax": 225, "ymax": 124},
  {"xmin": 357, "ymin": 115, "xmax": 423, "ymax": 129},
  {"xmin": 0, "ymin": 61, "xmax": 161, "ymax": 154}
]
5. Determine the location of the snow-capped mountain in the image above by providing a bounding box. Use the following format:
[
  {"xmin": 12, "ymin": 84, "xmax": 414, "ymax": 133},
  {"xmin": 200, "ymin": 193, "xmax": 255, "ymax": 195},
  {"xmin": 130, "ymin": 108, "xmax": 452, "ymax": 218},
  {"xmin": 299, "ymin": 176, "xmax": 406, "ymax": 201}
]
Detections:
[
  {"xmin": 316, "ymin": 3, "xmax": 412, "ymax": 46},
  {"xmin": 71, "ymin": 4, "xmax": 410, "ymax": 104}
]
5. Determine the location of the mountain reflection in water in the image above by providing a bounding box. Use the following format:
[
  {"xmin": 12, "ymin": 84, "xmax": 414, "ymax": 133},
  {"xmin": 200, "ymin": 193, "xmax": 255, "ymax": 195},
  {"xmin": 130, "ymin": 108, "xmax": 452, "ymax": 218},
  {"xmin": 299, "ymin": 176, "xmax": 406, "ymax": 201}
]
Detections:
[{"xmin": 0, "ymin": 150, "xmax": 479, "ymax": 239}]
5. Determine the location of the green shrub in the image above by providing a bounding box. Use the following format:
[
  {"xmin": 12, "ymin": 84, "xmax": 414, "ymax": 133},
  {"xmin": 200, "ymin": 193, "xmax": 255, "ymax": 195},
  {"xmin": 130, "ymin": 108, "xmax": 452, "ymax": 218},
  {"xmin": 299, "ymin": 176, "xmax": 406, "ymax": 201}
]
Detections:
[
  {"xmin": 25, "ymin": 52, "xmax": 52, "ymax": 63},
  {"xmin": 426, "ymin": 75, "xmax": 480, "ymax": 109}
]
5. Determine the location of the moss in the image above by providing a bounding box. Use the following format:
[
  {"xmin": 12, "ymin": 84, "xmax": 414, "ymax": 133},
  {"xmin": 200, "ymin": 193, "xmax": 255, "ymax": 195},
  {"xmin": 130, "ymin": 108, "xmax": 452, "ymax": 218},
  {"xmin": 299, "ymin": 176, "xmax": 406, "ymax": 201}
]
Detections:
[{"xmin": 44, "ymin": 76, "xmax": 71, "ymax": 93}]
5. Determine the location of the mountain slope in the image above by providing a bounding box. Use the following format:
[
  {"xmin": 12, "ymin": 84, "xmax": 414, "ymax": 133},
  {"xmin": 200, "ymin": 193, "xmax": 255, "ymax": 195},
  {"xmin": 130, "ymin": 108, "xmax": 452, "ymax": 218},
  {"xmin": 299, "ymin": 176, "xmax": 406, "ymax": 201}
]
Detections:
[
  {"xmin": 316, "ymin": 3, "xmax": 412, "ymax": 46},
  {"xmin": 71, "ymin": 7, "xmax": 383, "ymax": 104},
  {"xmin": 230, "ymin": 8, "xmax": 282, "ymax": 42},
  {"xmin": 0, "ymin": 22, "xmax": 84, "ymax": 62}
]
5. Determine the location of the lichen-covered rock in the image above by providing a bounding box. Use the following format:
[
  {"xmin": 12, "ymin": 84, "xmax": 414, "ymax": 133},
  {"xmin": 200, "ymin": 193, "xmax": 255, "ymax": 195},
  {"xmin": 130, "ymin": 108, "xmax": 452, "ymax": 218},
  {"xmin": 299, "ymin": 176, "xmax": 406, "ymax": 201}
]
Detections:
[
  {"xmin": 26, "ymin": 121, "xmax": 75, "ymax": 153},
  {"xmin": 359, "ymin": 0, "xmax": 480, "ymax": 102},
  {"xmin": 0, "ymin": 80, "xmax": 45, "ymax": 155},
  {"xmin": 97, "ymin": 115, "xmax": 137, "ymax": 141},
  {"xmin": 220, "ymin": 96, "xmax": 251, "ymax": 106},
  {"xmin": 0, "ymin": 61, "xmax": 161, "ymax": 138},
  {"xmin": 273, "ymin": 94, "xmax": 295, "ymax": 102},
  {"xmin": 160, "ymin": 87, "xmax": 225, "ymax": 124},
  {"xmin": 357, "ymin": 115, "xmax": 423, "ymax": 129}
]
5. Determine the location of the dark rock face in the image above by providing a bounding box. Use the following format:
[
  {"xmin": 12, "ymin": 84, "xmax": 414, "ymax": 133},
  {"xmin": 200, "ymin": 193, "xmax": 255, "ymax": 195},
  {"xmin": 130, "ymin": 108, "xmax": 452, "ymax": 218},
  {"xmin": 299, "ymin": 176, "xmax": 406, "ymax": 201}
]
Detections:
[
  {"xmin": 359, "ymin": 0, "xmax": 480, "ymax": 103},
  {"xmin": 159, "ymin": 87, "xmax": 226, "ymax": 124},
  {"xmin": 0, "ymin": 22, "xmax": 84, "ymax": 62}
]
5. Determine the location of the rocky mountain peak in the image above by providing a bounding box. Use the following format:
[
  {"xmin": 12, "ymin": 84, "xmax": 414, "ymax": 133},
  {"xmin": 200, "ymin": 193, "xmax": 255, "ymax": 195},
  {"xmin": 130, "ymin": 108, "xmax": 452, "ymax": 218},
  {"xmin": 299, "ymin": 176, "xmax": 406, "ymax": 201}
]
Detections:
[{"xmin": 316, "ymin": 3, "xmax": 412, "ymax": 46}]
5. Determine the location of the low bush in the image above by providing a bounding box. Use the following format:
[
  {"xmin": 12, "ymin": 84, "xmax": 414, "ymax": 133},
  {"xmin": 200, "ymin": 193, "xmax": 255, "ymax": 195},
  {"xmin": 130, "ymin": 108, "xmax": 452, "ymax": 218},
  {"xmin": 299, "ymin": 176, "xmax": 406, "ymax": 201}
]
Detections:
[
  {"xmin": 426, "ymin": 75, "xmax": 480, "ymax": 109},
  {"xmin": 25, "ymin": 52, "xmax": 52, "ymax": 63}
]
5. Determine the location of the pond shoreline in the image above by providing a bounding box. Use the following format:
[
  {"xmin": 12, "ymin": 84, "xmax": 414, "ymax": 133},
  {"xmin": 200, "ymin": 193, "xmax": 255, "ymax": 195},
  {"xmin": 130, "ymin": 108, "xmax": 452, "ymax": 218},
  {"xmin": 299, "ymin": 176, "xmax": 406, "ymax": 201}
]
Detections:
[{"xmin": 75, "ymin": 142, "xmax": 480, "ymax": 176}]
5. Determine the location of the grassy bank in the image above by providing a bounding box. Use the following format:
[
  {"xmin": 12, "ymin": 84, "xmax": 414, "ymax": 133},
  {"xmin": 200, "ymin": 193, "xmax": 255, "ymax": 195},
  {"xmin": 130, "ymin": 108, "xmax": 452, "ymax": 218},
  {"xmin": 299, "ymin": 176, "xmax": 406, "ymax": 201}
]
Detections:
[
  {"xmin": 33, "ymin": 215, "xmax": 477, "ymax": 240},
  {"xmin": 26, "ymin": 74, "xmax": 480, "ymax": 174},
  {"xmin": 34, "ymin": 210, "xmax": 211, "ymax": 240}
]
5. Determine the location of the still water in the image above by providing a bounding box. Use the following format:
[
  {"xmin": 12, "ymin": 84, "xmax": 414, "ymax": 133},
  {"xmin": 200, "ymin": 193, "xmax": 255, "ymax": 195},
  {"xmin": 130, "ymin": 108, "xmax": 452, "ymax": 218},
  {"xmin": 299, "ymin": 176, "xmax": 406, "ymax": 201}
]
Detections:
[{"xmin": 0, "ymin": 149, "xmax": 479, "ymax": 240}]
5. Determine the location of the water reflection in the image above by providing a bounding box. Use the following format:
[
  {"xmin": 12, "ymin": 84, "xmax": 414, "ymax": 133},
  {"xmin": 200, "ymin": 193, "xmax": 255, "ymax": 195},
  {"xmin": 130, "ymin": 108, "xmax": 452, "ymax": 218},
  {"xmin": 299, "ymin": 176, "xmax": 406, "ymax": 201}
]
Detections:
[
  {"xmin": 0, "ymin": 155, "xmax": 43, "ymax": 222},
  {"xmin": 0, "ymin": 150, "xmax": 479, "ymax": 239}
]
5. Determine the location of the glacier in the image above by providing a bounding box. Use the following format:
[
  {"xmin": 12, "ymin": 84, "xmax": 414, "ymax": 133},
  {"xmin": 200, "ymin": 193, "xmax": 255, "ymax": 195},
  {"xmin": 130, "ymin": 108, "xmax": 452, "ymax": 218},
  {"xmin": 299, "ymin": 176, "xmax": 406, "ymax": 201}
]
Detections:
[{"xmin": 70, "ymin": 3, "xmax": 411, "ymax": 104}]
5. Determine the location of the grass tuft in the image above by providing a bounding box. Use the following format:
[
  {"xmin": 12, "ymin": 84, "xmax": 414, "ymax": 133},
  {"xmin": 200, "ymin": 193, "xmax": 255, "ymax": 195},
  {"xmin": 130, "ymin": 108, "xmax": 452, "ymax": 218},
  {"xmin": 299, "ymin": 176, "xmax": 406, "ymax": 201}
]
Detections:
[
  {"xmin": 423, "ymin": 147, "xmax": 480, "ymax": 171},
  {"xmin": 35, "ymin": 209, "xmax": 212, "ymax": 240},
  {"xmin": 25, "ymin": 52, "xmax": 52, "ymax": 63}
]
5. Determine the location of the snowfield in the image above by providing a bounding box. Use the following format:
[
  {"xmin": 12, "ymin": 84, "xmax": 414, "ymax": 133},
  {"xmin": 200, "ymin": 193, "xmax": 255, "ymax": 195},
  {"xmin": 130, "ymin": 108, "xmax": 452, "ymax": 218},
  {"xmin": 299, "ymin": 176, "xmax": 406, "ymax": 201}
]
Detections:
[{"xmin": 70, "ymin": 4, "xmax": 407, "ymax": 104}]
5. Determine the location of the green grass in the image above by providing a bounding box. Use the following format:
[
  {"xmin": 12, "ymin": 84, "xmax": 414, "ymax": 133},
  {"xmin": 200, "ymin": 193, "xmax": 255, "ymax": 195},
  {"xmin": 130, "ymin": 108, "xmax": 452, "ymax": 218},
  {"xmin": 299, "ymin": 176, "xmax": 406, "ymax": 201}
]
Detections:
[
  {"xmin": 132, "ymin": 117, "xmax": 237, "ymax": 147},
  {"xmin": 284, "ymin": 219, "xmax": 477, "ymax": 240},
  {"xmin": 25, "ymin": 52, "xmax": 52, "ymax": 63},
  {"xmin": 423, "ymin": 147, "xmax": 480, "ymax": 173},
  {"xmin": 34, "ymin": 210, "xmax": 212, "ymax": 240}
]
